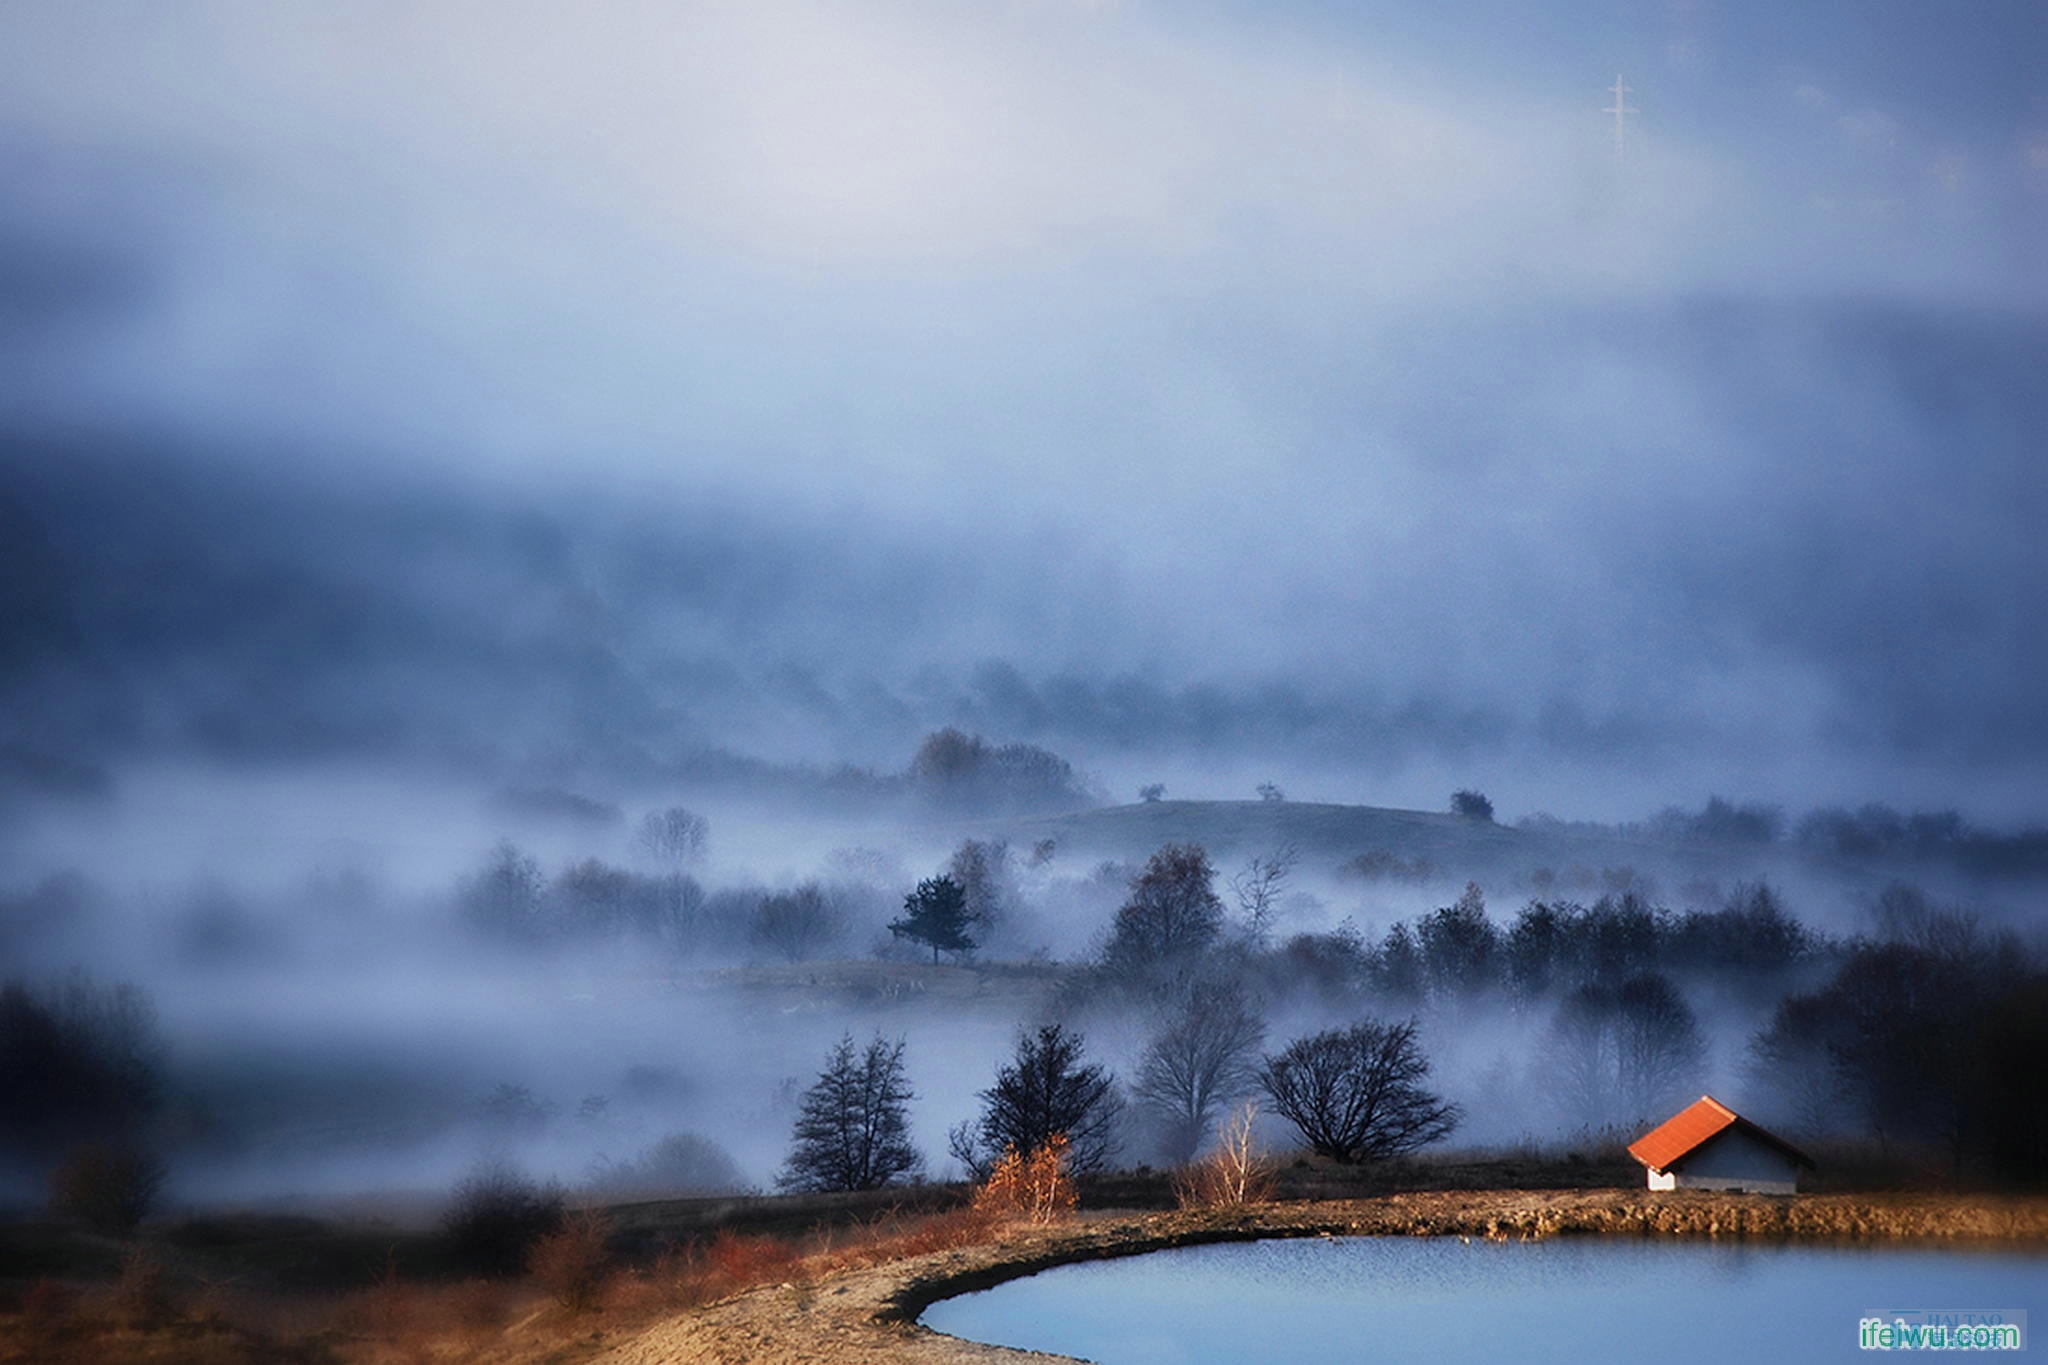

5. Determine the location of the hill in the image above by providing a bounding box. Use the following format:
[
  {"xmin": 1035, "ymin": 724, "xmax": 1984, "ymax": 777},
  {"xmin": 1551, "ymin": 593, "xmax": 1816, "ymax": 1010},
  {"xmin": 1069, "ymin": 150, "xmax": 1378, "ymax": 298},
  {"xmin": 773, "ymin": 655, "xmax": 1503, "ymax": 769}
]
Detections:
[{"xmin": 946, "ymin": 799, "xmax": 1826, "ymax": 905}]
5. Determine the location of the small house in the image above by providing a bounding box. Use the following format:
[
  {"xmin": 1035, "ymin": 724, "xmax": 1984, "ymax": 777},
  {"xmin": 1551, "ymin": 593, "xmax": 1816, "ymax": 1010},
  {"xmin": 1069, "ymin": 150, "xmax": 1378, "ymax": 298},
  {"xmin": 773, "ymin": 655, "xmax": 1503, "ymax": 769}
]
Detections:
[{"xmin": 1627, "ymin": 1095, "xmax": 1814, "ymax": 1195}]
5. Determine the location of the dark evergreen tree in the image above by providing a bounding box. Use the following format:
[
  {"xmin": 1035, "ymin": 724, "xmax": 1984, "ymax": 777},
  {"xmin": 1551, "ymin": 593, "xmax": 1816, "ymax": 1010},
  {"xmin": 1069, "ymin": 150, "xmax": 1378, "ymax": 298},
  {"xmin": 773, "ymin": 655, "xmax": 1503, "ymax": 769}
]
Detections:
[
  {"xmin": 951, "ymin": 1023, "xmax": 1121, "ymax": 1177},
  {"xmin": 777, "ymin": 1034, "xmax": 922, "ymax": 1193},
  {"xmin": 890, "ymin": 876, "xmax": 977, "ymax": 963}
]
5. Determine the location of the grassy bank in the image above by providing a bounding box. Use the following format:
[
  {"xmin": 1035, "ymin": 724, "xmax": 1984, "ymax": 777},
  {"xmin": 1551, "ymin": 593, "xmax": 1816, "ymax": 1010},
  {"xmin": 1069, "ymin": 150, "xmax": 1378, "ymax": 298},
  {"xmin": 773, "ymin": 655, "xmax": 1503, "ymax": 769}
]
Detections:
[{"xmin": 3, "ymin": 1157, "xmax": 2039, "ymax": 1365}]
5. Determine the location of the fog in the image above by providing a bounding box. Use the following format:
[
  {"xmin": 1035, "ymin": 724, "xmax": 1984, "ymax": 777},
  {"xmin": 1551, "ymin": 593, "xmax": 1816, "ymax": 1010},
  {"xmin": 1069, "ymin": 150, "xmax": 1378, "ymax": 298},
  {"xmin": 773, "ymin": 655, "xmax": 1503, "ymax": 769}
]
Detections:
[{"xmin": 1, "ymin": 1, "xmax": 2042, "ymax": 1210}]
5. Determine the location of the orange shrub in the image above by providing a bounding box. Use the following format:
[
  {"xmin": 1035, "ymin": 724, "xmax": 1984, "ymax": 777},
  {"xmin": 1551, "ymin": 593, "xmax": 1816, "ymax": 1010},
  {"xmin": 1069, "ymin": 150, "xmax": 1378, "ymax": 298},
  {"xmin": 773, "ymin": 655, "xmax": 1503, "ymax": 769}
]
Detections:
[
  {"xmin": 972, "ymin": 1133, "xmax": 1077, "ymax": 1226},
  {"xmin": 529, "ymin": 1209, "xmax": 613, "ymax": 1312}
]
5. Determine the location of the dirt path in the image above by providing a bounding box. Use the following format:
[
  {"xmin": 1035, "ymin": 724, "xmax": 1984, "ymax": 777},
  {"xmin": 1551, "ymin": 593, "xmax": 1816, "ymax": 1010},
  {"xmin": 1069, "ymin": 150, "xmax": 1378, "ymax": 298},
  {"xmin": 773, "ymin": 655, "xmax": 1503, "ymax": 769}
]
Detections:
[{"xmin": 597, "ymin": 1190, "xmax": 2048, "ymax": 1365}]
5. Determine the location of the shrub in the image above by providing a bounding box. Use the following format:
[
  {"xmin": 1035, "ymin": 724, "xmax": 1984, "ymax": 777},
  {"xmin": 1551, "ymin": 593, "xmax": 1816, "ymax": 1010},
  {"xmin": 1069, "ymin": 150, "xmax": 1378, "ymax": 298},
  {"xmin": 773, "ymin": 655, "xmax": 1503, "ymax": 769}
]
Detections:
[
  {"xmin": 48, "ymin": 1141, "xmax": 167, "ymax": 1233},
  {"xmin": 972, "ymin": 1133, "xmax": 1077, "ymax": 1226},
  {"xmin": 108, "ymin": 1246, "xmax": 174, "ymax": 1330},
  {"xmin": 529, "ymin": 1209, "xmax": 612, "ymax": 1312},
  {"xmin": 442, "ymin": 1160, "xmax": 564, "ymax": 1277}
]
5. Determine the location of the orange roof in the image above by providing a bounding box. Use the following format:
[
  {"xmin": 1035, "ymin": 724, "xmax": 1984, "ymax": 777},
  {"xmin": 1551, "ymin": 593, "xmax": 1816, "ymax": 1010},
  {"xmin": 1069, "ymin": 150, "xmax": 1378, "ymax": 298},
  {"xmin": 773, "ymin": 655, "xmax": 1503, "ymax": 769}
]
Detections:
[{"xmin": 1628, "ymin": 1095, "xmax": 1815, "ymax": 1172}]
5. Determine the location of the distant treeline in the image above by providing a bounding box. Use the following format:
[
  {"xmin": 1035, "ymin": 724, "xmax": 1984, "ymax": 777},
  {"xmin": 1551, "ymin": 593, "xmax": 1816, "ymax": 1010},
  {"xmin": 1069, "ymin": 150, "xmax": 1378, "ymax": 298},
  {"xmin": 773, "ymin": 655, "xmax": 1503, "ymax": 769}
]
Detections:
[{"xmin": 1516, "ymin": 796, "xmax": 2048, "ymax": 877}]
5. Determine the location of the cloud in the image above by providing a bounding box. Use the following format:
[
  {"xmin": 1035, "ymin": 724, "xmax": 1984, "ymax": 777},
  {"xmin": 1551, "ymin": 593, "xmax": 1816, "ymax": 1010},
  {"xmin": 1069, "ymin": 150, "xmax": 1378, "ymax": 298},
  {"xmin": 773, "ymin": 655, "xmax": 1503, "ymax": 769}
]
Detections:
[{"xmin": 0, "ymin": 2, "xmax": 2042, "ymax": 821}]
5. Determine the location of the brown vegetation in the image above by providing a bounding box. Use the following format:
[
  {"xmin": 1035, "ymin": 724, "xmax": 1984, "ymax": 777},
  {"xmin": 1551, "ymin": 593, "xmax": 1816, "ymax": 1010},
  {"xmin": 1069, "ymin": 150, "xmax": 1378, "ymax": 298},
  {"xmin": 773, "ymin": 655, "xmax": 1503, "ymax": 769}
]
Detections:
[{"xmin": 5, "ymin": 1159, "xmax": 2043, "ymax": 1365}]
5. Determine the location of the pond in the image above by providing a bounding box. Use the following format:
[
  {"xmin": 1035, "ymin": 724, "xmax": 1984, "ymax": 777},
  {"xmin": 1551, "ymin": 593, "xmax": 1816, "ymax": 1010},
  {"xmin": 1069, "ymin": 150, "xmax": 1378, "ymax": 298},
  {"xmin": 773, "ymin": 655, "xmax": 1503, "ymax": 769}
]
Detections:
[{"xmin": 920, "ymin": 1235, "xmax": 2042, "ymax": 1364}]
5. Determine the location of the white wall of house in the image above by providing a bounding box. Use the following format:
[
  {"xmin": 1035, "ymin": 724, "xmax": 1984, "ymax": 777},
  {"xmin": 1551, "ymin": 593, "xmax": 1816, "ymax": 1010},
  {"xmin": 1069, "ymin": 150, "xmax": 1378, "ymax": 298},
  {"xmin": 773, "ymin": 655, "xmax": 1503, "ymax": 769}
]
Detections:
[{"xmin": 1647, "ymin": 1128, "xmax": 1800, "ymax": 1194}]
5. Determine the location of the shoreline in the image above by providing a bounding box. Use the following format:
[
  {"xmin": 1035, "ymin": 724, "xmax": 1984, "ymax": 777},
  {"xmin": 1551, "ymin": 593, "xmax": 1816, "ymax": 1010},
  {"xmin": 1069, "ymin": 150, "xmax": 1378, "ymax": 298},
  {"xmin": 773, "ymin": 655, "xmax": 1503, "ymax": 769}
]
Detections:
[{"xmin": 598, "ymin": 1189, "xmax": 2048, "ymax": 1364}]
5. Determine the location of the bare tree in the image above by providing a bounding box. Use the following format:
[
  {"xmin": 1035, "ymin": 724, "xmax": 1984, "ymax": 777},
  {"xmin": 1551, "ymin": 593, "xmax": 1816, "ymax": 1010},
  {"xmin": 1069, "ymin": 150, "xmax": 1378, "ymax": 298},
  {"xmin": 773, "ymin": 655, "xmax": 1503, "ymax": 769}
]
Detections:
[
  {"xmin": 1541, "ymin": 973, "xmax": 1706, "ymax": 1129},
  {"xmin": 637, "ymin": 806, "xmax": 709, "ymax": 866},
  {"xmin": 749, "ymin": 883, "xmax": 841, "ymax": 962},
  {"xmin": 1138, "ymin": 783, "xmax": 1166, "ymax": 803},
  {"xmin": 1256, "ymin": 782, "xmax": 1286, "ymax": 802},
  {"xmin": 1259, "ymin": 1019, "xmax": 1459, "ymax": 1163},
  {"xmin": 953, "ymin": 1023, "xmax": 1122, "ymax": 1177},
  {"xmin": 1133, "ymin": 981, "xmax": 1266, "ymax": 1163},
  {"xmin": 1228, "ymin": 845, "xmax": 1298, "ymax": 949},
  {"xmin": 777, "ymin": 1034, "xmax": 922, "ymax": 1193},
  {"xmin": 947, "ymin": 839, "xmax": 1010, "ymax": 942},
  {"xmin": 1174, "ymin": 1101, "xmax": 1274, "ymax": 1208}
]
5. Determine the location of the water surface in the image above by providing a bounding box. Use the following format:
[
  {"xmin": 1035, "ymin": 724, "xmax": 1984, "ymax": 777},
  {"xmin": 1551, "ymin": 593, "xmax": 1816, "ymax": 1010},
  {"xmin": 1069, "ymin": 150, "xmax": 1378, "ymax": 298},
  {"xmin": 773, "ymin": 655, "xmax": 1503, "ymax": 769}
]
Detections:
[{"xmin": 921, "ymin": 1236, "xmax": 2041, "ymax": 1364}]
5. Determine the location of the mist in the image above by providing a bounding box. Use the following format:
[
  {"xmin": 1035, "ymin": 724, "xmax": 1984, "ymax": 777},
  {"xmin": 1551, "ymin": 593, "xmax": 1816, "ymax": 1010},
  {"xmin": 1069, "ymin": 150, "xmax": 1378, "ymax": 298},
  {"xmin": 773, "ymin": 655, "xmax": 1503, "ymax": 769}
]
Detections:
[{"xmin": 1, "ymin": 1, "xmax": 2043, "ymax": 1215}]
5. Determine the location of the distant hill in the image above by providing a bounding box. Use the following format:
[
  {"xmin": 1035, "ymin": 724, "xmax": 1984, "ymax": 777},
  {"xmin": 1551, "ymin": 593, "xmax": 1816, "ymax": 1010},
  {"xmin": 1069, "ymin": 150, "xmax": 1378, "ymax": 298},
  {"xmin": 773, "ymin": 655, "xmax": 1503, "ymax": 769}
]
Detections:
[{"xmin": 947, "ymin": 799, "xmax": 1822, "ymax": 904}]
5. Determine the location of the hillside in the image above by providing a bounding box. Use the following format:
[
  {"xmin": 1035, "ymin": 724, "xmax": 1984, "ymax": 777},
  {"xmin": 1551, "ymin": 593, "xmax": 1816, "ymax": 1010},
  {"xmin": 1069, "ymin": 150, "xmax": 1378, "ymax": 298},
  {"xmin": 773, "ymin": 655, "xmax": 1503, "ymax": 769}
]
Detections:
[{"xmin": 943, "ymin": 799, "xmax": 1831, "ymax": 905}]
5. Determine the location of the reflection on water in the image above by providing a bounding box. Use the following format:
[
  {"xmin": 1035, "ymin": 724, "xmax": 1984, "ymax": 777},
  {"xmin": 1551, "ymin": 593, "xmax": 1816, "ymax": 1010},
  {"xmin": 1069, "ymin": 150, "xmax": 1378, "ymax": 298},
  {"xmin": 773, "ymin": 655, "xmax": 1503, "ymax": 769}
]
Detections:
[{"xmin": 921, "ymin": 1235, "xmax": 2042, "ymax": 1365}]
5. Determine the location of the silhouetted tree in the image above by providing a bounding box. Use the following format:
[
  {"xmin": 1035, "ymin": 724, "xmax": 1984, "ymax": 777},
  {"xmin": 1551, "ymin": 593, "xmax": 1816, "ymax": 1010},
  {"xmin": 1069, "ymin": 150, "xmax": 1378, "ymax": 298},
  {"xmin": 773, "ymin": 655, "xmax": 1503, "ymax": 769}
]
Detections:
[
  {"xmin": 461, "ymin": 840, "xmax": 543, "ymax": 939},
  {"xmin": 890, "ymin": 876, "xmax": 977, "ymax": 963},
  {"xmin": 443, "ymin": 1160, "xmax": 564, "ymax": 1277},
  {"xmin": 1542, "ymin": 973, "xmax": 1705, "ymax": 1129},
  {"xmin": 1374, "ymin": 922, "xmax": 1423, "ymax": 1002},
  {"xmin": 1259, "ymin": 1020, "xmax": 1459, "ymax": 1163},
  {"xmin": 749, "ymin": 883, "xmax": 840, "ymax": 962},
  {"xmin": 0, "ymin": 973, "xmax": 164, "ymax": 1164},
  {"xmin": 953, "ymin": 1024, "xmax": 1121, "ymax": 1177},
  {"xmin": 1256, "ymin": 782, "xmax": 1286, "ymax": 802},
  {"xmin": 637, "ymin": 806, "xmax": 709, "ymax": 865},
  {"xmin": 1139, "ymin": 783, "xmax": 1166, "ymax": 803},
  {"xmin": 1450, "ymin": 790, "xmax": 1494, "ymax": 822},
  {"xmin": 48, "ymin": 1141, "xmax": 166, "ymax": 1233},
  {"xmin": 1417, "ymin": 882, "xmax": 1499, "ymax": 998},
  {"xmin": 1102, "ymin": 844, "xmax": 1224, "ymax": 993},
  {"xmin": 909, "ymin": 728, "xmax": 1092, "ymax": 813},
  {"xmin": 1228, "ymin": 845, "xmax": 1297, "ymax": 950},
  {"xmin": 1132, "ymin": 982, "xmax": 1266, "ymax": 1164},
  {"xmin": 777, "ymin": 1034, "xmax": 922, "ymax": 1193},
  {"xmin": 1505, "ymin": 901, "xmax": 1564, "ymax": 1001},
  {"xmin": 1668, "ymin": 881, "xmax": 1810, "ymax": 981}
]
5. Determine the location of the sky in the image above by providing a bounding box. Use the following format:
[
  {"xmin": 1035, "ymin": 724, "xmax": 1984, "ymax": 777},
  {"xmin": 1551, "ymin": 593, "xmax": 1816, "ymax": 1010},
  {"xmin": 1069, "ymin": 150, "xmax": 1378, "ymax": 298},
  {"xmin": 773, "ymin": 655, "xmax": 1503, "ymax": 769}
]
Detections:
[{"xmin": 1, "ymin": 0, "xmax": 2044, "ymax": 822}]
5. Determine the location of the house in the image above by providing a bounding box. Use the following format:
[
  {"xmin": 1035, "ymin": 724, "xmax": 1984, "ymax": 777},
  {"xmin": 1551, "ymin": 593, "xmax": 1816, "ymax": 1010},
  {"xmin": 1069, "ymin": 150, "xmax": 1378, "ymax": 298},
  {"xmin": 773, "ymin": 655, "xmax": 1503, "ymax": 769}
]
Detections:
[{"xmin": 1627, "ymin": 1095, "xmax": 1815, "ymax": 1195}]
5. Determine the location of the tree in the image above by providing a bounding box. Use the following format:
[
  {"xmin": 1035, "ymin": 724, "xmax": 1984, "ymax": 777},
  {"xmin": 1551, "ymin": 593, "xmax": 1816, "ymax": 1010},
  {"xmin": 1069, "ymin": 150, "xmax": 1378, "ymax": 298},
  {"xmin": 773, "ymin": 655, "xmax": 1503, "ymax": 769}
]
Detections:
[
  {"xmin": 443, "ymin": 1159, "xmax": 565, "ymax": 1277},
  {"xmin": 1451, "ymin": 790, "xmax": 1494, "ymax": 822},
  {"xmin": 1258, "ymin": 1019, "xmax": 1459, "ymax": 1163},
  {"xmin": 777, "ymin": 1034, "xmax": 922, "ymax": 1193},
  {"xmin": 1256, "ymin": 782, "xmax": 1286, "ymax": 802},
  {"xmin": 1132, "ymin": 981, "xmax": 1267, "ymax": 1163},
  {"xmin": 1541, "ymin": 973, "xmax": 1705, "ymax": 1129},
  {"xmin": 947, "ymin": 839, "xmax": 1011, "ymax": 941},
  {"xmin": 48, "ymin": 1141, "xmax": 167, "ymax": 1233},
  {"xmin": 1228, "ymin": 845, "xmax": 1298, "ymax": 950},
  {"xmin": 0, "ymin": 973, "xmax": 165, "ymax": 1165},
  {"xmin": 637, "ymin": 806, "xmax": 709, "ymax": 865},
  {"xmin": 1417, "ymin": 882, "xmax": 1499, "ymax": 999},
  {"xmin": 1138, "ymin": 783, "xmax": 1166, "ymax": 803},
  {"xmin": 890, "ymin": 876, "xmax": 977, "ymax": 963},
  {"xmin": 461, "ymin": 840, "xmax": 543, "ymax": 940},
  {"xmin": 1102, "ymin": 843, "xmax": 1224, "ymax": 991},
  {"xmin": 749, "ymin": 883, "xmax": 840, "ymax": 962},
  {"xmin": 953, "ymin": 1023, "xmax": 1122, "ymax": 1177}
]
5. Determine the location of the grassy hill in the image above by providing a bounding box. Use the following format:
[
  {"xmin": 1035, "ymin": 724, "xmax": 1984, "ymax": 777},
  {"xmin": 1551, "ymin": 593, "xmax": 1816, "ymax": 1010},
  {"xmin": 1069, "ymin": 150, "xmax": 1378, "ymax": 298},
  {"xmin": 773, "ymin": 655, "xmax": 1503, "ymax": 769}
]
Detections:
[{"xmin": 939, "ymin": 799, "xmax": 1824, "ymax": 905}]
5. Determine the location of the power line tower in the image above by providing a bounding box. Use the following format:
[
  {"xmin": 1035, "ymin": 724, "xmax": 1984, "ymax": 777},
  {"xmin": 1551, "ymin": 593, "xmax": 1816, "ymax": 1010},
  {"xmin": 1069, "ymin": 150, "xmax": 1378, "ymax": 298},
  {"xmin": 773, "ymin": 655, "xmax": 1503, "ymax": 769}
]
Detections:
[{"xmin": 1603, "ymin": 74, "xmax": 1637, "ymax": 164}]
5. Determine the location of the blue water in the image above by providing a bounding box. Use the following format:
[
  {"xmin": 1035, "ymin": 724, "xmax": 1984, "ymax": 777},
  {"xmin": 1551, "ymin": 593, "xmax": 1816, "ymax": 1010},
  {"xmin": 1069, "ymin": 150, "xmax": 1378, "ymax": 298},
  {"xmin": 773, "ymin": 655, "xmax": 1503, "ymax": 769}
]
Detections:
[{"xmin": 920, "ymin": 1236, "xmax": 2044, "ymax": 1364}]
